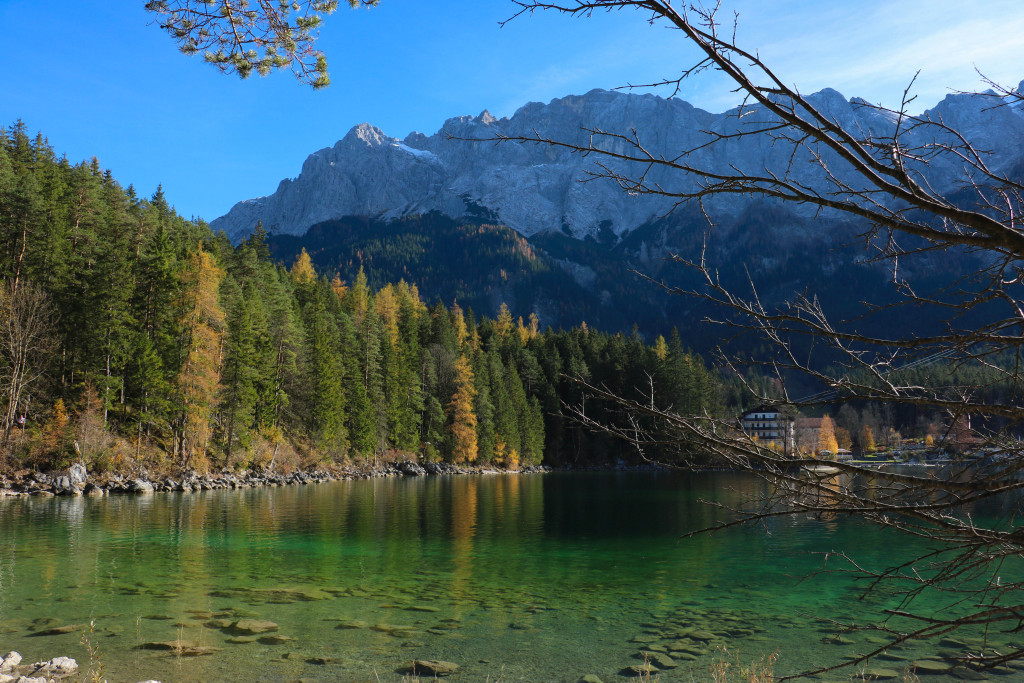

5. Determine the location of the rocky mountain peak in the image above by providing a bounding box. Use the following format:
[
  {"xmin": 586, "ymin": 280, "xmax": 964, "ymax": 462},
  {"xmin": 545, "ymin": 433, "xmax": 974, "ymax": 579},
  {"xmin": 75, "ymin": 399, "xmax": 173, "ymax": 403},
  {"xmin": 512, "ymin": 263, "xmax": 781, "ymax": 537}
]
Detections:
[{"xmin": 212, "ymin": 84, "xmax": 1024, "ymax": 244}]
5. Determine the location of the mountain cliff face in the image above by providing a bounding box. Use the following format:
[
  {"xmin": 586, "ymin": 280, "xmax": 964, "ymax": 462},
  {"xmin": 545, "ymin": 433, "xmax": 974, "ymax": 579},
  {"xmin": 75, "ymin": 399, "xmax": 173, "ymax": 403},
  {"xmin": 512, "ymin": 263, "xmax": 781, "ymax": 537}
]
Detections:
[{"xmin": 212, "ymin": 85, "xmax": 1024, "ymax": 244}]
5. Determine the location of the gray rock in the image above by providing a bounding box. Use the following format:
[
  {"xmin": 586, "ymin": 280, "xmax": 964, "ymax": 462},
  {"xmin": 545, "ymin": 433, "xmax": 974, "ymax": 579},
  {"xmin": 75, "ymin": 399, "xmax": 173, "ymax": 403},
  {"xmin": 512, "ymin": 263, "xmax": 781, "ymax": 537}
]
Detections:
[
  {"xmin": 128, "ymin": 479, "xmax": 154, "ymax": 493},
  {"xmin": 31, "ymin": 656, "xmax": 78, "ymax": 675},
  {"xmin": 397, "ymin": 461, "xmax": 427, "ymax": 476},
  {"xmin": 69, "ymin": 462, "xmax": 87, "ymax": 485},
  {"xmin": 577, "ymin": 676, "xmax": 604, "ymax": 683},
  {"xmin": 0, "ymin": 652, "xmax": 21, "ymax": 672}
]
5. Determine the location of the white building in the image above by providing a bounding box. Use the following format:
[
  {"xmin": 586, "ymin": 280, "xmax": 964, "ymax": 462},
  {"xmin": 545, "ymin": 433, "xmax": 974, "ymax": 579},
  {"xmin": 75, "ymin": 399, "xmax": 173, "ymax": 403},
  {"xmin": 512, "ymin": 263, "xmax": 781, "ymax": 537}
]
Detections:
[{"xmin": 740, "ymin": 405, "xmax": 795, "ymax": 455}]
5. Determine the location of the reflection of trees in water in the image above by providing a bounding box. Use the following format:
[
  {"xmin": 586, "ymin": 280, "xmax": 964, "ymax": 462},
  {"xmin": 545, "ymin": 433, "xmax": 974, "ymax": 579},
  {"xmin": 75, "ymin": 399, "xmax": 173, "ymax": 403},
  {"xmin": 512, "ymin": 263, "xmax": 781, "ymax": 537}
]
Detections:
[{"xmin": 450, "ymin": 475, "xmax": 478, "ymax": 608}]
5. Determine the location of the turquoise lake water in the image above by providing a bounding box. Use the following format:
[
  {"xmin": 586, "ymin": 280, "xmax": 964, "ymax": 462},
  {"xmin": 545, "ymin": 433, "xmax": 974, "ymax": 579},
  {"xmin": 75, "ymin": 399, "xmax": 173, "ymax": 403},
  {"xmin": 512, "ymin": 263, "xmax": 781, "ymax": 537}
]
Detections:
[{"xmin": 0, "ymin": 471, "xmax": 1020, "ymax": 682}]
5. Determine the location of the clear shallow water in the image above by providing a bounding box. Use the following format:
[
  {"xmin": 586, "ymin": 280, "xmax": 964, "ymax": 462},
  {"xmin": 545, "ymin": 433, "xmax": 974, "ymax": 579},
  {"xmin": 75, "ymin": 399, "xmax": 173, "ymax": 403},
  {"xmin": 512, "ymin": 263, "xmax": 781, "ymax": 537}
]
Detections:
[{"xmin": 0, "ymin": 471, "xmax": 1019, "ymax": 682}]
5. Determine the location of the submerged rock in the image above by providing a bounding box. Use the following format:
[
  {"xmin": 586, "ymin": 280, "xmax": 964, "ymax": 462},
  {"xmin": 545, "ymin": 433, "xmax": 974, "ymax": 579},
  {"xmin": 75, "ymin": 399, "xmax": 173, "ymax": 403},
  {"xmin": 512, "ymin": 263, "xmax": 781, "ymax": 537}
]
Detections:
[
  {"xmin": 913, "ymin": 659, "xmax": 952, "ymax": 674},
  {"xmin": 27, "ymin": 624, "xmax": 87, "ymax": 637},
  {"xmin": 403, "ymin": 660, "xmax": 460, "ymax": 677},
  {"xmin": 231, "ymin": 619, "xmax": 279, "ymax": 634},
  {"xmin": 204, "ymin": 618, "xmax": 234, "ymax": 629},
  {"xmin": 135, "ymin": 640, "xmax": 220, "ymax": 656},
  {"xmin": 334, "ymin": 619, "xmax": 369, "ymax": 630},
  {"xmin": 621, "ymin": 664, "xmax": 658, "ymax": 677},
  {"xmin": 226, "ymin": 636, "xmax": 259, "ymax": 644},
  {"xmin": 637, "ymin": 651, "xmax": 676, "ymax": 669}
]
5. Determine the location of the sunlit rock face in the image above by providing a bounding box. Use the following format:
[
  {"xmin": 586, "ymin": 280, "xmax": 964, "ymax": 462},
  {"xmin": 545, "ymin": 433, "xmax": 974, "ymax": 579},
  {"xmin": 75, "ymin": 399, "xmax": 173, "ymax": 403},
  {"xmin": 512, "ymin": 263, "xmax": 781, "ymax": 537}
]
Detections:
[{"xmin": 213, "ymin": 86, "xmax": 1024, "ymax": 244}]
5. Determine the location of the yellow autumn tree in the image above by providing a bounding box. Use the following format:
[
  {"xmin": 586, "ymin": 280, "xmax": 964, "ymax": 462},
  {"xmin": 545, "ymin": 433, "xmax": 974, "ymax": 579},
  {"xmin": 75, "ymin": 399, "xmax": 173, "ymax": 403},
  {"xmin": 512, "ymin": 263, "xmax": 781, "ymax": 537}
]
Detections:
[
  {"xmin": 448, "ymin": 355, "xmax": 478, "ymax": 464},
  {"xmin": 816, "ymin": 414, "xmax": 839, "ymax": 456},
  {"xmin": 653, "ymin": 335, "xmax": 668, "ymax": 361},
  {"xmin": 177, "ymin": 247, "xmax": 225, "ymax": 470},
  {"xmin": 452, "ymin": 302, "xmax": 468, "ymax": 349},
  {"xmin": 42, "ymin": 398, "xmax": 70, "ymax": 456},
  {"xmin": 330, "ymin": 274, "xmax": 348, "ymax": 301},
  {"xmin": 290, "ymin": 247, "xmax": 316, "ymax": 284},
  {"xmin": 528, "ymin": 312, "xmax": 540, "ymax": 340},
  {"xmin": 494, "ymin": 303, "xmax": 513, "ymax": 339},
  {"xmin": 516, "ymin": 316, "xmax": 530, "ymax": 347},
  {"xmin": 861, "ymin": 424, "xmax": 877, "ymax": 453},
  {"xmin": 406, "ymin": 282, "xmax": 427, "ymax": 315}
]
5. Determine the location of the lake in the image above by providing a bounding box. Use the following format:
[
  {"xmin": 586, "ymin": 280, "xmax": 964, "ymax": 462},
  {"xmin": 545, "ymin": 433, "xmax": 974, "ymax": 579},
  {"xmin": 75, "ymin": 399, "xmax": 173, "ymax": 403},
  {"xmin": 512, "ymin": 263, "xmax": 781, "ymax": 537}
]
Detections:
[{"xmin": 0, "ymin": 471, "xmax": 1016, "ymax": 681}]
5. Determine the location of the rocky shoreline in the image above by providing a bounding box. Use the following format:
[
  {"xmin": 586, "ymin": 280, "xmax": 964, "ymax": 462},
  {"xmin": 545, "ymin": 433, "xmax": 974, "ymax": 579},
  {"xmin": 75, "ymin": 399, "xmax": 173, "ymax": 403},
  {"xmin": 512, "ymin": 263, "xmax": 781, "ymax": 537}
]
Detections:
[
  {"xmin": 0, "ymin": 461, "xmax": 553, "ymax": 498},
  {"xmin": 0, "ymin": 652, "xmax": 112, "ymax": 683}
]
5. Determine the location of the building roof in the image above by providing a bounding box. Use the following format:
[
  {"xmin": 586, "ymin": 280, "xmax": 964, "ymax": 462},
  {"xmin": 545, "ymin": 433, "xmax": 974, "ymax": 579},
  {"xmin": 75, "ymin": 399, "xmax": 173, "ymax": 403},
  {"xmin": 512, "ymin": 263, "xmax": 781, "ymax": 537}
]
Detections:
[
  {"xmin": 741, "ymin": 405, "xmax": 792, "ymax": 420},
  {"xmin": 795, "ymin": 417, "xmax": 824, "ymax": 430}
]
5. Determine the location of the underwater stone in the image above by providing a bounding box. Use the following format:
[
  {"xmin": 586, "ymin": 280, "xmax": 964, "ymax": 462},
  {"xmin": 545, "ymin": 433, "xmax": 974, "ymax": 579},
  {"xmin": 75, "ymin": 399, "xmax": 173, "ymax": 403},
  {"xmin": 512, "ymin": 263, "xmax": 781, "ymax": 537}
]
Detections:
[
  {"xmin": 407, "ymin": 660, "xmax": 460, "ymax": 676},
  {"xmin": 334, "ymin": 619, "xmax": 369, "ymax": 630},
  {"xmin": 232, "ymin": 619, "xmax": 279, "ymax": 634},
  {"xmin": 621, "ymin": 664, "xmax": 657, "ymax": 677}
]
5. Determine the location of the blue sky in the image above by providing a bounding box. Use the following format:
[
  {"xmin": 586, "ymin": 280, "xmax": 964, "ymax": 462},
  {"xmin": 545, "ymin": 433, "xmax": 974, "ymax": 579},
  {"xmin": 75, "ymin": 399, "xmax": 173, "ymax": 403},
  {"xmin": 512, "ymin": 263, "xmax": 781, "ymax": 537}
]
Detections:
[{"xmin": 2, "ymin": 1, "xmax": 1023, "ymax": 223}]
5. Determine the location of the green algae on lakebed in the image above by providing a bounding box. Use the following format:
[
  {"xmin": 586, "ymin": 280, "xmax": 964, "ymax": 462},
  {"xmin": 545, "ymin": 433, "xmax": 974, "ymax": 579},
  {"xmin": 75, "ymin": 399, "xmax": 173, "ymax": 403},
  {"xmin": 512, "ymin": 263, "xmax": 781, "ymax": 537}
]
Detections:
[{"xmin": 1, "ymin": 471, "xmax": 1020, "ymax": 681}]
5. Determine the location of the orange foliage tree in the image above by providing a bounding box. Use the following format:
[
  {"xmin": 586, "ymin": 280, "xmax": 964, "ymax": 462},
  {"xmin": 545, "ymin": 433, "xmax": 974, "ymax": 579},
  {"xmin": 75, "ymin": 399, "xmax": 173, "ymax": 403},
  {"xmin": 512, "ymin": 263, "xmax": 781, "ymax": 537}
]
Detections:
[{"xmin": 448, "ymin": 355, "xmax": 478, "ymax": 464}]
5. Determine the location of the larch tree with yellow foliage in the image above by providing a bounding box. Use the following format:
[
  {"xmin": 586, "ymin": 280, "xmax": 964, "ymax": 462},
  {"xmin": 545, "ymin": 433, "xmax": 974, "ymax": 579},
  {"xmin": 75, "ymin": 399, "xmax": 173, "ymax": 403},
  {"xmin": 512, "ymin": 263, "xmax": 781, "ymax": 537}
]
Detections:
[
  {"xmin": 290, "ymin": 248, "xmax": 317, "ymax": 285},
  {"xmin": 816, "ymin": 415, "xmax": 839, "ymax": 457},
  {"xmin": 175, "ymin": 247, "xmax": 225, "ymax": 469},
  {"xmin": 448, "ymin": 355, "xmax": 478, "ymax": 464},
  {"xmin": 861, "ymin": 424, "xmax": 877, "ymax": 453}
]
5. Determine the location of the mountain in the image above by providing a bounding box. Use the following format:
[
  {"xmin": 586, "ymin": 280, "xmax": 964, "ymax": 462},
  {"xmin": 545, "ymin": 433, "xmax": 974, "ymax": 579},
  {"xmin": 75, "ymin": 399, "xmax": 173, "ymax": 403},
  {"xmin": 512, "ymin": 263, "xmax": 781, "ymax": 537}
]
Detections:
[
  {"xmin": 212, "ymin": 85, "xmax": 1024, "ymax": 243},
  {"xmin": 214, "ymin": 85, "xmax": 1024, "ymax": 346}
]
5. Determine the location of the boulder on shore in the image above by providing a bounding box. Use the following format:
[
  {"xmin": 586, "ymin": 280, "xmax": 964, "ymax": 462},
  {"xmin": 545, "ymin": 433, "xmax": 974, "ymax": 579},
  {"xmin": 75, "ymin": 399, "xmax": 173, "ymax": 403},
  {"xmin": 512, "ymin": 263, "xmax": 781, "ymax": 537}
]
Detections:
[{"xmin": 0, "ymin": 652, "xmax": 21, "ymax": 672}]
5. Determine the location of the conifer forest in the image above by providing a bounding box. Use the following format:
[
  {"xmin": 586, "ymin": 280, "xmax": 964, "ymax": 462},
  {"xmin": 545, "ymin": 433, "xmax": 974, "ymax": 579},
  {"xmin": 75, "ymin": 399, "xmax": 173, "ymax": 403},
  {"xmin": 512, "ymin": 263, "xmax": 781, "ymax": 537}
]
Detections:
[{"xmin": 0, "ymin": 122, "xmax": 721, "ymax": 474}]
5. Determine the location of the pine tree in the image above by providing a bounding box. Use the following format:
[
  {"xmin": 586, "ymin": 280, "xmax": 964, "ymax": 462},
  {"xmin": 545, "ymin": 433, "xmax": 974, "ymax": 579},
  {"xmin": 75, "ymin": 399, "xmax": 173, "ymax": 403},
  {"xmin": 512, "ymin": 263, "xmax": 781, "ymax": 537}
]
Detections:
[
  {"xmin": 218, "ymin": 277, "xmax": 259, "ymax": 460},
  {"xmin": 303, "ymin": 291, "xmax": 346, "ymax": 452}
]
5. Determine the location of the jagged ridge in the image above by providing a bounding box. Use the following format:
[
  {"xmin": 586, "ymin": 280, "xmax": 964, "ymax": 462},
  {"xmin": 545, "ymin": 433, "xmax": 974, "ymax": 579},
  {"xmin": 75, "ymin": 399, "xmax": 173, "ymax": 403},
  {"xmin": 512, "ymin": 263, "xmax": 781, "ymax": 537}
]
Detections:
[{"xmin": 212, "ymin": 84, "xmax": 1024, "ymax": 244}]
